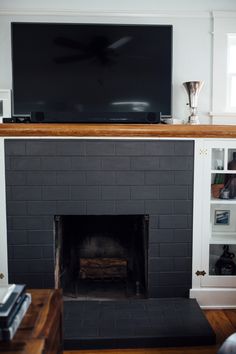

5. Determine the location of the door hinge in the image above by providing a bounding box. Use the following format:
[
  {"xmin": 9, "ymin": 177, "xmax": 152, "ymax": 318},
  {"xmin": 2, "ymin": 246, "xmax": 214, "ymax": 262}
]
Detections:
[{"xmin": 195, "ymin": 270, "xmax": 206, "ymax": 276}]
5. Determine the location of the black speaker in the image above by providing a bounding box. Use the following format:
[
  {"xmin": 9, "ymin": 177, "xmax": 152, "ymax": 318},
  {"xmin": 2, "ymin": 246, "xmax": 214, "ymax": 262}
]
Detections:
[
  {"xmin": 30, "ymin": 111, "xmax": 161, "ymax": 123},
  {"xmin": 31, "ymin": 112, "xmax": 45, "ymax": 122},
  {"xmin": 3, "ymin": 117, "xmax": 16, "ymax": 123},
  {"xmin": 146, "ymin": 112, "xmax": 160, "ymax": 123}
]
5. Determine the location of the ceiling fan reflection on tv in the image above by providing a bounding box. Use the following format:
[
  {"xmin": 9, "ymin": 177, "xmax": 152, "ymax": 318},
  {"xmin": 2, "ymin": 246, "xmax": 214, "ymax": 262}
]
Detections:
[{"xmin": 53, "ymin": 35, "xmax": 131, "ymax": 65}]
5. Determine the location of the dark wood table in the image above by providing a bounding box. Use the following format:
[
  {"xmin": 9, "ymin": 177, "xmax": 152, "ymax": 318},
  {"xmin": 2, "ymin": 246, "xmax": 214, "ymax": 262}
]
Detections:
[{"xmin": 0, "ymin": 289, "xmax": 63, "ymax": 354}]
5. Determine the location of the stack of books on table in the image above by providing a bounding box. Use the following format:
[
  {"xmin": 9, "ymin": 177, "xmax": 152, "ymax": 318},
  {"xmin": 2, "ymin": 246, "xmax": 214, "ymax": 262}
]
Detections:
[{"xmin": 0, "ymin": 284, "xmax": 31, "ymax": 341}]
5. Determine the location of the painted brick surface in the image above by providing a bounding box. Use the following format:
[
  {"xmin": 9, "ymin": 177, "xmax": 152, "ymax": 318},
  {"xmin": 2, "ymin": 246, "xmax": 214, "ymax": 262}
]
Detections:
[
  {"xmin": 26, "ymin": 172, "xmax": 57, "ymax": 186},
  {"xmin": 56, "ymin": 201, "xmax": 87, "ymax": 214},
  {"xmin": 8, "ymin": 231, "xmax": 28, "ymax": 245},
  {"xmin": 101, "ymin": 186, "xmax": 130, "ymax": 200},
  {"xmin": 5, "ymin": 139, "xmax": 194, "ymax": 297}
]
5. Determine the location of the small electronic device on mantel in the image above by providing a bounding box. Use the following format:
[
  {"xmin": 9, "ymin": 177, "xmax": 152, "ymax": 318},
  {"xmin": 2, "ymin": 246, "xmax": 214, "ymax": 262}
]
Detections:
[{"xmin": 10, "ymin": 22, "xmax": 173, "ymax": 124}]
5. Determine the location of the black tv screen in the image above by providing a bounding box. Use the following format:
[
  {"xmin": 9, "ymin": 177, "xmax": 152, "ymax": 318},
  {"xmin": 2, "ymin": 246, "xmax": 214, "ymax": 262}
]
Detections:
[{"xmin": 11, "ymin": 22, "xmax": 172, "ymax": 123}]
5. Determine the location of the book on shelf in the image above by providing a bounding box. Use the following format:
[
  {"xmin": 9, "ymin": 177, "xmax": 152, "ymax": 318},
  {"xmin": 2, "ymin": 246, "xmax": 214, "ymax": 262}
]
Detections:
[
  {"xmin": 0, "ymin": 291, "xmax": 26, "ymax": 328},
  {"xmin": 0, "ymin": 284, "xmax": 26, "ymax": 319},
  {"xmin": 0, "ymin": 293, "xmax": 31, "ymax": 341},
  {"xmin": 0, "ymin": 284, "xmax": 16, "ymax": 305}
]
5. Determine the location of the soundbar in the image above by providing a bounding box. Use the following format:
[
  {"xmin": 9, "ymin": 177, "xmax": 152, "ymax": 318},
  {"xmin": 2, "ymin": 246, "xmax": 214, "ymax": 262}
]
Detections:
[{"xmin": 30, "ymin": 111, "xmax": 161, "ymax": 124}]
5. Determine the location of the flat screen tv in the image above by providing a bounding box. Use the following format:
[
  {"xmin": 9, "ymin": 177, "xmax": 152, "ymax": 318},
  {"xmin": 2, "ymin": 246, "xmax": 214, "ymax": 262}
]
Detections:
[{"xmin": 11, "ymin": 22, "xmax": 172, "ymax": 123}]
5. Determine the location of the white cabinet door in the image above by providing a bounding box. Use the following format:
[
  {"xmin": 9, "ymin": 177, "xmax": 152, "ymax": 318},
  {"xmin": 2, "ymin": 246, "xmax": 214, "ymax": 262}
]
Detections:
[
  {"xmin": 0, "ymin": 138, "xmax": 8, "ymax": 284},
  {"xmin": 200, "ymin": 140, "xmax": 236, "ymax": 288}
]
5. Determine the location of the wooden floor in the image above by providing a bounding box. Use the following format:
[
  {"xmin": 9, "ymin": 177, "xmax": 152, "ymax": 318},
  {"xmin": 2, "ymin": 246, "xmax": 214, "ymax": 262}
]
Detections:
[{"xmin": 64, "ymin": 309, "xmax": 236, "ymax": 354}]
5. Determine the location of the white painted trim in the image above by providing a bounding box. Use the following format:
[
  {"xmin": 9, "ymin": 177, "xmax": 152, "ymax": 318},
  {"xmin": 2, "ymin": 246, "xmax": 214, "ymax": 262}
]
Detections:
[
  {"xmin": 211, "ymin": 116, "xmax": 236, "ymax": 125},
  {"xmin": 190, "ymin": 288, "xmax": 236, "ymax": 308},
  {"xmin": 209, "ymin": 113, "xmax": 236, "ymax": 125},
  {"xmin": 0, "ymin": 8, "xmax": 211, "ymax": 19},
  {"xmin": 191, "ymin": 139, "xmax": 204, "ymax": 289},
  {"xmin": 209, "ymin": 112, "xmax": 236, "ymax": 117},
  {"xmin": 212, "ymin": 11, "xmax": 236, "ymax": 19},
  {"xmin": 3, "ymin": 136, "xmax": 194, "ymax": 141},
  {"xmin": 0, "ymin": 138, "xmax": 8, "ymax": 284},
  {"xmin": 0, "ymin": 90, "xmax": 11, "ymax": 121},
  {"xmin": 212, "ymin": 14, "xmax": 236, "ymax": 119}
]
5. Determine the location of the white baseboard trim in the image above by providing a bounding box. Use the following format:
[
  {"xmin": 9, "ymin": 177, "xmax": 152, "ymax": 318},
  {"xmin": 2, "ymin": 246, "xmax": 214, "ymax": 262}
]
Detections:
[{"xmin": 190, "ymin": 288, "xmax": 236, "ymax": 309}]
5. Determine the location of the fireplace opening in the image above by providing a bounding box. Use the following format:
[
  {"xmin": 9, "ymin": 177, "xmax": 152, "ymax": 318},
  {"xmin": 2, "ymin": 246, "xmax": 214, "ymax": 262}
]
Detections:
[{"xmin": 55, "ymin": 215, "xmax": 149, "ymax": 299}]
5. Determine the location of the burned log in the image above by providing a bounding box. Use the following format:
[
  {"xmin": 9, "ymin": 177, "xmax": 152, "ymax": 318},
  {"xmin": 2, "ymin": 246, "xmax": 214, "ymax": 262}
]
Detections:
[{"xmin": 79, "ymin": 257, "xmax": 127, "ymax": 280}]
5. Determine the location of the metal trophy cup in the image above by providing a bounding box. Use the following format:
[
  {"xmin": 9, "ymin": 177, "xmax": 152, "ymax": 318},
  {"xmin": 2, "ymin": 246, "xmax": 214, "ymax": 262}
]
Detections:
[{"xmin": 183, "ymin": 81, "xmax": 204, "ymax": 125}]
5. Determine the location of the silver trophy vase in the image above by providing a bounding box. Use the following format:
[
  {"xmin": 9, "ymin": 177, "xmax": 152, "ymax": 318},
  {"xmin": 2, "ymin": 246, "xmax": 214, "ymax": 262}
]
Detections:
[{"xmin": 183, "ymin": 81, "xmax": 204, "ymax": 125}]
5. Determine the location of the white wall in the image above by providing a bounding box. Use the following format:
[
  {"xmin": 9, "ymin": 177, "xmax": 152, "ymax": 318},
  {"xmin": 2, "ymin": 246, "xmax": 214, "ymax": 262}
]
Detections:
[
  {"xmin": 1, "ymin": 0, "xmax": 236, "ymax": 123},
  {"xmin": 1, "ymin": 0, "xmax": 236, "ymax": 12}
]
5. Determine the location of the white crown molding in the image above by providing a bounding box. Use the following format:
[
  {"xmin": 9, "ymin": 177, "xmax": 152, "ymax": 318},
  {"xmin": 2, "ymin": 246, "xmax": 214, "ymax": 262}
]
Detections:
[{"xmin": 0, "ymin": 8, "xmax": 211, "ymax": 19}]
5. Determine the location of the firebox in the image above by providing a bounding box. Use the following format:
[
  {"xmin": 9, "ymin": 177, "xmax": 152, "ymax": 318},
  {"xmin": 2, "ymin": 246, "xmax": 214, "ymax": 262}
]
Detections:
[{"xmin": 55, "ymin": 214, "xmax": 149, "ymax": 299}]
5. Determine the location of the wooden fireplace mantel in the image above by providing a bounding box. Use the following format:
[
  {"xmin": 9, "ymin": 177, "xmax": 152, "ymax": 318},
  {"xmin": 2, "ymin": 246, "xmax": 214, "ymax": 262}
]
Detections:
[{"xmin": 0, "ymin": 123, "xmax": 236, "ymax": 138}]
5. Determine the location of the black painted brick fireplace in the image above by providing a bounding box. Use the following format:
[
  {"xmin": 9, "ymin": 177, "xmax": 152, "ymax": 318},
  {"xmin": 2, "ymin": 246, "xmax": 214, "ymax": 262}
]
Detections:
[{"xmin": 5, "ymin": 139, "xmax": 193, "ymax": 298}]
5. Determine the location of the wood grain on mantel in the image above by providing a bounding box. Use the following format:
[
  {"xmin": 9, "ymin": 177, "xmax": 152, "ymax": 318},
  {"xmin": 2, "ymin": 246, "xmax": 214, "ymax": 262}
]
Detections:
[{"xmin": 0, "ymin": 123, "xmax": 236, "ymax": 138}]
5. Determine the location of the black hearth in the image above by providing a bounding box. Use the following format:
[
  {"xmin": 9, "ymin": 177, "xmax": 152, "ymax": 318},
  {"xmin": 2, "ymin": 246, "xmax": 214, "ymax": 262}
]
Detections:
[{"xmin": 55, "ymin": 215, "xmax": 148, "ymax": 299}]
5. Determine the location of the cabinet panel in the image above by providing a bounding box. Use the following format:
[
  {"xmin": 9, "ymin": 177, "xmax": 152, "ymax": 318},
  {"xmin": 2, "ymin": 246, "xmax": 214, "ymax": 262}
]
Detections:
[{"xmin": 200, "ymin": 140, "xmax": 236, "ymax": 288}]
